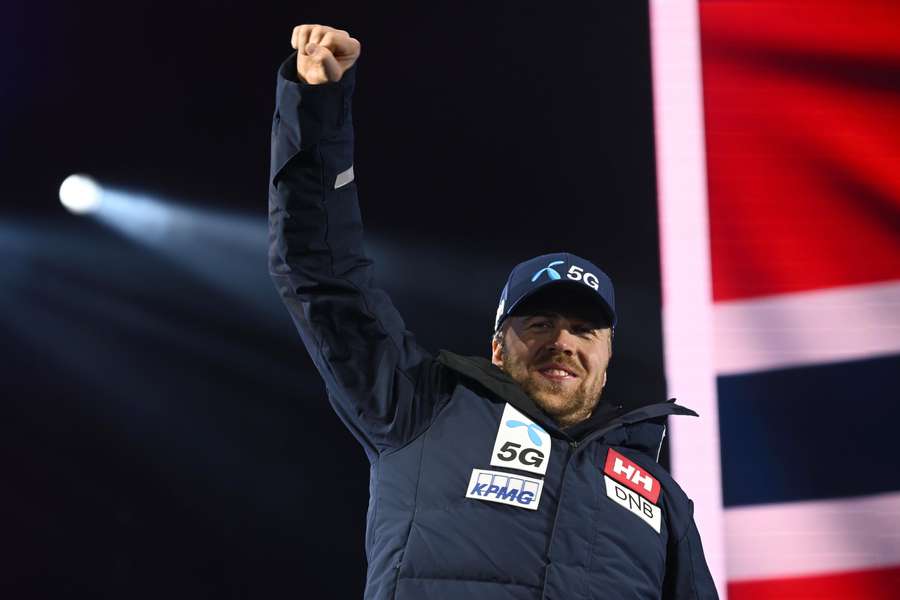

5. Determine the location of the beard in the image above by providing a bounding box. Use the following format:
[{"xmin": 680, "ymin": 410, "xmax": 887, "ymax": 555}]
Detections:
[{"xmin": 499, "ymin": 345, "xmax": 605, "ymax": 427}]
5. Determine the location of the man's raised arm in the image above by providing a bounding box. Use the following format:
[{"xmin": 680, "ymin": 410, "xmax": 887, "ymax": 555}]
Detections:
[{"xmin": 268, "ymin": 25, "xmax": 441, "ymax": 459}]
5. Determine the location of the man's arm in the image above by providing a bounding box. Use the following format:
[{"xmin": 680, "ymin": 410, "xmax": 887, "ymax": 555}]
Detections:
[
  {"xmin": 662, "ymin": 501, "xmax": 720, "ymax": 599},
  {"xmin": 268, "ymin": 25, "xmax": 442, "ymax": 460}
]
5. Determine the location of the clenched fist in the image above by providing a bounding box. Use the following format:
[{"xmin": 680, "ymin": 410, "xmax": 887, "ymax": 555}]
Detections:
[{"xmin": 291, "ymin": 24, "xmax": 361, "ymax": 85}]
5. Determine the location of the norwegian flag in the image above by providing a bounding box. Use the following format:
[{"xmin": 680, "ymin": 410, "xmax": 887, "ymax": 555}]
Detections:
[{"xmin": 650, "ymin": 1, "xmax": 900, "ymax": 598}]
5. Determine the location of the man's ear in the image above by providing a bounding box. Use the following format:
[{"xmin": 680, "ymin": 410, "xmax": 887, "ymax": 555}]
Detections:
[
  {"xmin": 491, "ymin": 336, "xmax": 503, "ymax": 367},
  {"xmin": 601, "ymin": 370, "xmax": 608, "ymax": 389}
]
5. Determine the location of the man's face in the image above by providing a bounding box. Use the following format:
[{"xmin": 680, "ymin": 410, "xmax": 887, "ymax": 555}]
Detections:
[{"xmin": 491, "ymin": 292, "xmax": 612, "ymax": 428}]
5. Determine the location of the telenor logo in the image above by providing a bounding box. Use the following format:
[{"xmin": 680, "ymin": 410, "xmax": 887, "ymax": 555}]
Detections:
[
  {"xmin": 465, "ymin": 469, "xmax": 544, "ymax": 511},
  {"xmin": 506, "ymin": 419, "xmax": 546, "ymax": 446},
  {"xmin": 531, "ymin": 260, "xmax": 565, "ymax": 282}
]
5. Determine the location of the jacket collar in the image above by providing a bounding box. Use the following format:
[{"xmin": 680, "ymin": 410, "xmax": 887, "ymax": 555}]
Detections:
[{"xmin": 435, "ymin": 349, "xmax": 698, "ymax": 441}]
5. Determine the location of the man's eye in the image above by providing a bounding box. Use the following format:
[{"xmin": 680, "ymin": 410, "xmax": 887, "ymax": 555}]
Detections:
[{"xmin": 530, "ymin": 320, "xmax": 551, "ymax": 329}]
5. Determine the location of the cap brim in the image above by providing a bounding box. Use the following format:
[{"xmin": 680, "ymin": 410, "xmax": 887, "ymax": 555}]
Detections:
[{"xmin": 505, "ymin": 280, "xmax": 615, "ymax": 328}]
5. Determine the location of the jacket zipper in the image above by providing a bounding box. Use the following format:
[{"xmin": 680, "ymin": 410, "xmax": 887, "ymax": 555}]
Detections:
[
  {"xmin": 392, "ymin": 560, "xmax": 402, "ymax": 598},
  {"xmin": 542, "ymin": 434, "xmax": 594, "ymax": 598},
  {"xmin": 543, "ymin": 414, "xmax": 667, "ymax": 597}
]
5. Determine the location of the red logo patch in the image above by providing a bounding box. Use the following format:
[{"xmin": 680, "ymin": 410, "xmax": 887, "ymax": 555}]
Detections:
[{"xmin": 603, "ymin": 448, "xmax": 660, "ymax": 504}]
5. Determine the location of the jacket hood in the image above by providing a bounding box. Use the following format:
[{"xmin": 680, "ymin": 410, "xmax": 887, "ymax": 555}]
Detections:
[{"xmin": 436, "ymin": 350, "xmax": 698, "ymax": 449}]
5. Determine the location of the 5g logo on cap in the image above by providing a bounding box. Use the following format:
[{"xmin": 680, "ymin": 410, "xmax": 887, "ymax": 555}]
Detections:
[
  {"xmin": 565, "ymin": 264, "xmax": 601, "ymax": 291},
  {"xmin": 493, "ymin": 252, "xmax": 616, "ymax": 332},
  {"xmin": 531, "ymin": 260, "xmax": 564, "ymax": 282},
  {"xmin": 533, "ymin": 260, "xmax": 602, "ymax": 292}
]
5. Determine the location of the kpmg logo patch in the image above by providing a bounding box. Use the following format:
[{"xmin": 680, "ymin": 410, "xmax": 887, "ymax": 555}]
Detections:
[
  {"xmin": 490, "ymin": 404, "xmax": 551, "ymax": 476},
  {"xmin": 466, "ymin": 469, "xmax": 543, "ymax": 510},
  {"xmin": 531, "ymin": 260, "xmax": 565, "ymax": 282}
]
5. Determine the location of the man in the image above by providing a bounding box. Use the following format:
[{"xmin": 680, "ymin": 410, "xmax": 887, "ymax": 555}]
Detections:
[{"xmin": 269, "ymin": 24, "xmax": 718, "ymax": 599}]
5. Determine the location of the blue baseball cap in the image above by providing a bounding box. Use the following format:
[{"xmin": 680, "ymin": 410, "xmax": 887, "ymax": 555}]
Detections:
[{"xmin": 494, "ymin": 252, "xmax": 616, "ymax": 332}]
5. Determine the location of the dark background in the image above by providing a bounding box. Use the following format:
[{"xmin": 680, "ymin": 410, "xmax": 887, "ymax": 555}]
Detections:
[{"xmin": 3, "ymin": 1, "xmax": 663, "ymax": 597}]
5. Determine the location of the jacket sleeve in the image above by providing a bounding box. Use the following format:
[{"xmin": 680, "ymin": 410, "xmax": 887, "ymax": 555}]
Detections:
[
  {"xmin": 662, "ymin": 501, "xmax": 720, "ymax": 599},
  {"xmin": 268, "ymin": 53, "xmax": 442, "ymax": 459}
]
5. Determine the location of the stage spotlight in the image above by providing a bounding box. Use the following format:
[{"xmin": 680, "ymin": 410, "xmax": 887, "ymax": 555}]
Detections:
[{"xmin": 59, "ymin": 174, "xmax": 102, "ymax": 214}]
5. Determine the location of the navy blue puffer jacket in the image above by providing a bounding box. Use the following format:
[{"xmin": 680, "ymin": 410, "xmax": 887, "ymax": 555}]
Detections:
[{"xmin": 268, "ymin": 54, "xmax": 719, "ymax": 600}]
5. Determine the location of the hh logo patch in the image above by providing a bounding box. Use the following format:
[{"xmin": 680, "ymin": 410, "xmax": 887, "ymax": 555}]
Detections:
[
  {"xmin": 490, "ymin": 403, "xmax": 551, "ymax": 476},
  {"xmin": 603, "ymin": 448, "xmax": 660, "ymax": 503},
  {"xmin": 466, "ymin": 469, "xmax": 543, "ymax": 510},
  {"xmin": 604, "ymin": 476, "xmax": 661, "ymax": 533}
]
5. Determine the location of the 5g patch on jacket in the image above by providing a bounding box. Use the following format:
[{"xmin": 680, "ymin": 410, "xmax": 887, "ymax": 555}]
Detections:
[
  {"xmin": 490, "ymin": 403, "xmax": 551, "ymax": 476},
  {"xmin": 603, "ymin": 448, "xmax": 662, "ymax": 533},
  {"xmin": 466, "ymin": 404, "xmax": 551, "ymax": 510}
]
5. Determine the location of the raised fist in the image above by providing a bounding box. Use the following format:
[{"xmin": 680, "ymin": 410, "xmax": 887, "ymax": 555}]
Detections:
[{"xmin": 291, "ymin": 24, "xmax": 361, "ymax": 85}]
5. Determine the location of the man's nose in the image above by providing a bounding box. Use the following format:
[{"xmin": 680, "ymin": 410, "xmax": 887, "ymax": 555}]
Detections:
[{"xmin": 546, "ymin": 326, "xmax": 577, "ymax": 354}]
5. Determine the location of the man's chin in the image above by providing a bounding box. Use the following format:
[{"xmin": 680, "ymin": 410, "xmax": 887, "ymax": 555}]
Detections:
[{"xmin": 528, "ymin": 389, "xmax": 574, "ymax": 417}]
